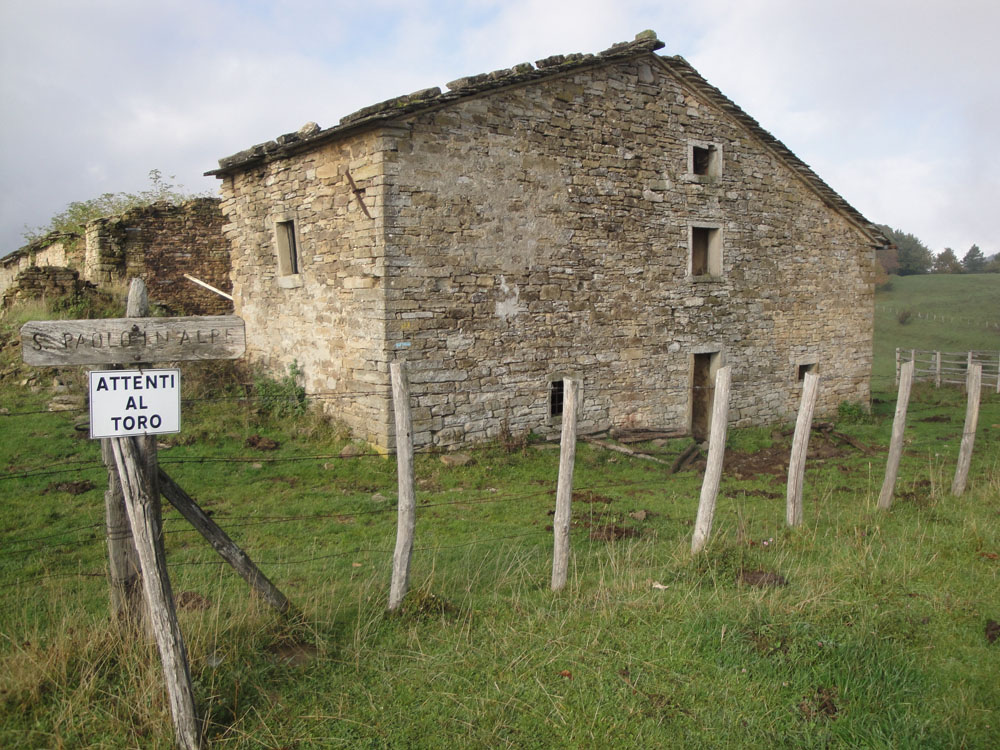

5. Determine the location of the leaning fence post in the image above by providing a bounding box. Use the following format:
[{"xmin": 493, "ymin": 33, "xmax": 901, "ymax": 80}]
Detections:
[
  {"xmin": 878, "ymin": 361, "xmax": 914, "ymax": 511},
  {"xmin": 951, "ymin": 364, "xmax": 982, "ymax": 496},
  {"xmin": 388, "ymin": 362, "xmax": 416, "ymax": 611},
  {"xmin": 691, "ymin": 366, "xmax": 731, "ymax": 554},
  {"xmin": 551, "ymin": 378, "xmax": 579, "ymax": 592},
  {"xmin": 111, "ymin": 435, "xmax": 200, "ymax": 750},
  {"xmin": 104, "ymin": 280, "xmax": 147, "ymax": 627},
  {"xmin": 786, "ymin": 371, "xmax": 820, "ymax": 527}
]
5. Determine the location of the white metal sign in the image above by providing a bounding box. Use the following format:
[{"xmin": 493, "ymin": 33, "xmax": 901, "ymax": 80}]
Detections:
[{"xmin": 89, "ymin": 369, "xmax": 181, "ymax": 439}]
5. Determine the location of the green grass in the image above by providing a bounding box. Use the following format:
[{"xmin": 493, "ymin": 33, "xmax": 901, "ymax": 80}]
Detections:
[
  {"xmin": 874, "ymin": 274, "xmax": 1000, "ymax": 386},
  {"xmin": 1, "ymin": 289, "xmax": 999, "ymax": 748}
]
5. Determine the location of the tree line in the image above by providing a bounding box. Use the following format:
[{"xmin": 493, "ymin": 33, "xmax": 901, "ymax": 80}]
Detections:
[{"xmin": 876, "ymin": 225, "xmax": 999, "ymax": 277}]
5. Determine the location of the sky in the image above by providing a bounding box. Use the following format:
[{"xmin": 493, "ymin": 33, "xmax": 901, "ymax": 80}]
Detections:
[{"xmin": 1, "ymin": 0, "xmax": 998, "ymax": 259}]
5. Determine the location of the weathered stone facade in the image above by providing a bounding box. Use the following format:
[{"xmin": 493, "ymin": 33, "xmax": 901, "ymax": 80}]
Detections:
[
  {"xmin": 2, "ymin": 198, "xmax": 231, "ymax": 315},
  {"xmin": 0, "ymin": 233, "xmax": 83, "ymax": 298},
  {"xmin": 211, "ymin": 32, "xmax": 883, "ymax": 449},
  {"xmin": 1, "ymin": 266, "xmax": 95, "ymax": 308},
  {"xmin": 83, "ymin": 198, "xmax": 232, "ymax": 314}
]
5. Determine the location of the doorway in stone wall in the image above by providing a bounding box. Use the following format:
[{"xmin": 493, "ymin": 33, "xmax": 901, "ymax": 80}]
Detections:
[{"xmin": 691, "ymin": 351, "xmax": 721, "ymax": 440}]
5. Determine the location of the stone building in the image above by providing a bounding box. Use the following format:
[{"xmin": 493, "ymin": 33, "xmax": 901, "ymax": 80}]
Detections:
[
  {"xmin": 1, "ymin": 198, "xmax": 232, "ymax": 315},
  {"xmin": 209, "ymin": 31, "xmax": 884, "ymax": 449}
]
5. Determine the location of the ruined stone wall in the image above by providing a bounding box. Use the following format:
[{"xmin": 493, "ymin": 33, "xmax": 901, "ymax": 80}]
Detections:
[
  {"xmin": 1, "ymin": 266, "xmax": 94, "ymax": 308},
  {"xmin": 219, "ymin": 131, "xmax": 392, "ymax": 443},
  {"xmin": 382, "ymin": 57, "xmax": 876, "ymax": 448},
  {"xmin": 84, "ymin": 198, "xmax": 232, "ymax": 314},
  {"xmin": 0, "ymin": 235, "xmax": 82, "ymax": 299}
]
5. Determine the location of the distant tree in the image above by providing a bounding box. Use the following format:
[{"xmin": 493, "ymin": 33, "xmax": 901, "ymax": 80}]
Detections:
[
  {"xmin": 985, "ymin": 252, "xmax": 1000, "ymax": 273},
  {"xmin": 877, "ymin": 224, "xmax": 933, "ymax": 275},
  {"xmin": 932, "ymin": 248, "xmax": 963, "ymax": 273},
  {"xmin": 961, "ymin": 244, "xmax": 987, "ymax": 273},
  {"xmin": 22, "ymin": 169, "xmax": 209, "ymax": 244},
  {"xmin": 876, "ymin": 245, "xmax": 899, "ymax": 276}
]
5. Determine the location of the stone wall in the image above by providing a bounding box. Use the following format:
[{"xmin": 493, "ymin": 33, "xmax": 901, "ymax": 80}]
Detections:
[
  {"xmin": 0, "ymin": 234, "xmax": 82, "ymax": 300},
  {"xmin": 1, "ymin": 266, "xmax": 94, "ymax": 308},
  {"xmin": 216, "ymin": 46, "xmax": 877, "ymax": 450},
  {"xmin": 84, "ymin": 198, "xmax": 232, "ymax": 314},
  {"xmin": 219, "ymin": 130, "xmax": 392, "ymax": 444},
  {"xmin": 380, "ymin": 57, "xmax": 876, "ymax": 448}
]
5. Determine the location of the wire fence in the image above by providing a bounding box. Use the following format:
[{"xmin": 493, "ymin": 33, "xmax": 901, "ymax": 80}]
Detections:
[
  {"xmin": 895, "ymin": 348, "xmax": 1000, "ymax": 391},
  {"xmin": 876, "ymin": 305, "xmax": 1000, "ymax": 331}
]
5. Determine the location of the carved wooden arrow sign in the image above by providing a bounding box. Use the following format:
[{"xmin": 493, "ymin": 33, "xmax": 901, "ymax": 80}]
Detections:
[{"xmin": 21, "ymin": 315, "xmax": 246, "ymax": 366}]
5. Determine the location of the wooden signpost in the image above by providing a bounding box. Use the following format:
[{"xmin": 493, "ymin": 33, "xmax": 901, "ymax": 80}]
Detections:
[{"xmin": 20, "ymin": 279, "xmax": 290, "ymax": 750}]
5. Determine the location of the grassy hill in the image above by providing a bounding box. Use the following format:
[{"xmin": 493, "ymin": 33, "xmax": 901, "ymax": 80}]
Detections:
[
  {"xmin": 0, "ymin": 282, "xmax": 998, "ymax": 747},
  {"xmin": 873, "ymin": 273, "xmax": 1000, "ymax": 387}
]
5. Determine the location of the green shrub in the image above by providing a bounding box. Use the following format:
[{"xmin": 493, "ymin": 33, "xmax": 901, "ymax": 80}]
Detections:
[
  {"xmin": 253, "ymin": 361, "xmax": 306, "ymax": 417},
  {"xmin": 837, "ymin": 400, "xmax": 873, "ymax": 424}
]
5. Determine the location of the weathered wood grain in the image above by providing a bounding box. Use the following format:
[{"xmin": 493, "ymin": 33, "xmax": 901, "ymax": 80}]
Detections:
[
  {"xmin": 21, "ymin": 315, "xmax": 245, "ymax": 365},
  {"xmin": 691, "ymin": 366, "xmax": 731, "ymax": 554},
  {"xmin": 388, "ymin": 362, "xmax": 416, "ymax": 611},
  {"xmin": 878, "ymin": 361, "xmax": 914, "ymax": 511},
  {"xmin": 786, "ymin": 371, "xmax": 820, "ymax": 527},
  {"xmin": 551, "ymin": 378, "xmax": 579, "ymax": 592}
]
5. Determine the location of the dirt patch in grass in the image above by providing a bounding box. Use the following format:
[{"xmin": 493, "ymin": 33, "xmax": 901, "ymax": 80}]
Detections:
[
  {"xmin": 799, "ymin": 686, "xmax": 839, "ymax": 720},
  {"xmin": 246, "ymin": 434, "xmax": 280, "ymax": 451},
  {"xmin": 712, "ymin": 435, "xmax": 850, "ymax": 480},
  {"xmin": 589, "ymin": 523, "xmax": 640, "ymax": 541},
  {"xmin": 986, "ymin": 619, "xmax": 999, "ymax": 644},
  {"xmin": 44, "ymin": 480, "xmax": 96, "ymax": 495},
  {"xmin": 737, "ymin": 569, "xmax": 787, "ymax": 587}
]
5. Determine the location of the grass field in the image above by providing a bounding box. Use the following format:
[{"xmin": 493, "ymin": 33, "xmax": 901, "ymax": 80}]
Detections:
[
  {"xmin": 873, "ymin": 273, "xmax": 1000, "ymax": 385},
  {"xmin": 1, "ymin": 279, "xmax": 999, "ymax": 748}
]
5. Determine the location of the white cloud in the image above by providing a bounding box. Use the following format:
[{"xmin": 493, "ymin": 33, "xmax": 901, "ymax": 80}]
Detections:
[{"xmin": 1, "ymin": 0, "xmax": 998, "ymax": 255}]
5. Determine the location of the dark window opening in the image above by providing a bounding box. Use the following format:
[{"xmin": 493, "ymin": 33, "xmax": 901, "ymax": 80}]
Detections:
[
  {"xmin": 690, "ymin": 225, "xmax": 721, "ymax": 277},
  {"xmin": 276, "ymin": 220, "xmax": 298, "ymax": 276},
  {"xmin": 693, "ymin": 145, "xmax": 714, "ymax": 175},
  {"xmin": 797, "ymin": 363, "xmax": 816, "ymax": 381},
  {"xmin": 691, "ymin": 227, "xmax": 710, "ymax": 276},
  {"xmin": 550, "ymin": 380, "xmax": 564, "ymax": 418}
]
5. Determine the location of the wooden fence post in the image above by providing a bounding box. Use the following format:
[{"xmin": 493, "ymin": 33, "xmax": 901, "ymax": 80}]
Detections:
[
  {"xmin": 786, "ymin": 371, "xmax": 820, "ymax": 527},
  {"xmin": 551, "ymin": 378, "xmax": 579, "ymax": 592},
  {"xmin": 103, "ymin": 280, "xmax": 147, "ymax": 626},
  {"xmin": 878, "ymin": 361, "xmax": 914, "ymax": 511},
  {"xmin": 935, "ymin": 351, "xmax": 941, "ymax": 388},
  {"xmin": 157, "ymin": 469, "xmax": 292, "ymax": 614},
  {"xmin": 895, "ymin": 348, "xmax": 900, "ymax": 387},
  {"xmin": 996, "ymin": 353, "xmax": 1000, "ymax": 394},
  {"xmin": 388, "ymin": 362, "xmax": 416, "ymax": 611},
  {"xmin": 691, "ymin": 366, "xmax": 731, "ymax": 554},
  {"xmin": 111, "ymin": 435, "xmax": 200, "ymax": 750},
  {"xmin": 951, "ymin": 364, "xmax": 982, "ymax": 496}
]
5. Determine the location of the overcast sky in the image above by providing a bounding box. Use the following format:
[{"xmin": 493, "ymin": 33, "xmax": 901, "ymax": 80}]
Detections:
[{"xmin": 1, "ymin": 0, "xmax": 997, "ymax": 259}]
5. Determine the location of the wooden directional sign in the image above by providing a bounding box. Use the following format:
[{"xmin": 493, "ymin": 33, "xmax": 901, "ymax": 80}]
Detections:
[{"xmin": 21, "ymin": 315, "xmax": 245, "ymax": 366}]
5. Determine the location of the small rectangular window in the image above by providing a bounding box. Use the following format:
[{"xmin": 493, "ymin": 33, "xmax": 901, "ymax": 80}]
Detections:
[
  {"xmin": 549, "ymin": 380, "xmax": 564, "ymax": 418},
  {"xmin": 690, "ymin": 225, "xmax": 722, "ymax": 277},
  {"xmin": 688, "ymin": 141, "xmax": 722, "ymax": 179},
  {"xmin": 693, "ymin": 146, "xmax": 714, "ymax": 175},
  {"xmin": 797, "ymin": 363, "xmax": 817, "ymax": 381},
  {"xmin": 276, "ymin": 220, "xmax": 298, "ymax": 276}
]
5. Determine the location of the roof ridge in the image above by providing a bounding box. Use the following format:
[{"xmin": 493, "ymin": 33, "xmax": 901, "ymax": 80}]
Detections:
[
  {"xmin": 210, "ymin": 31, "xmax": 664, "ymax": 175},
  {"xmin": 660, "ymin": 55, "xmax": 885, "ymax": 245}
]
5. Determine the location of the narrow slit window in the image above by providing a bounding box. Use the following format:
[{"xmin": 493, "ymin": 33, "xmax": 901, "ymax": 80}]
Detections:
[
  {"xmin": 276, "ymin": 220, "xmax": 298, "ymax": 276},
  {"xmin": 549, "ymin": 380, "xmax": 564, "ymax": 418}
]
